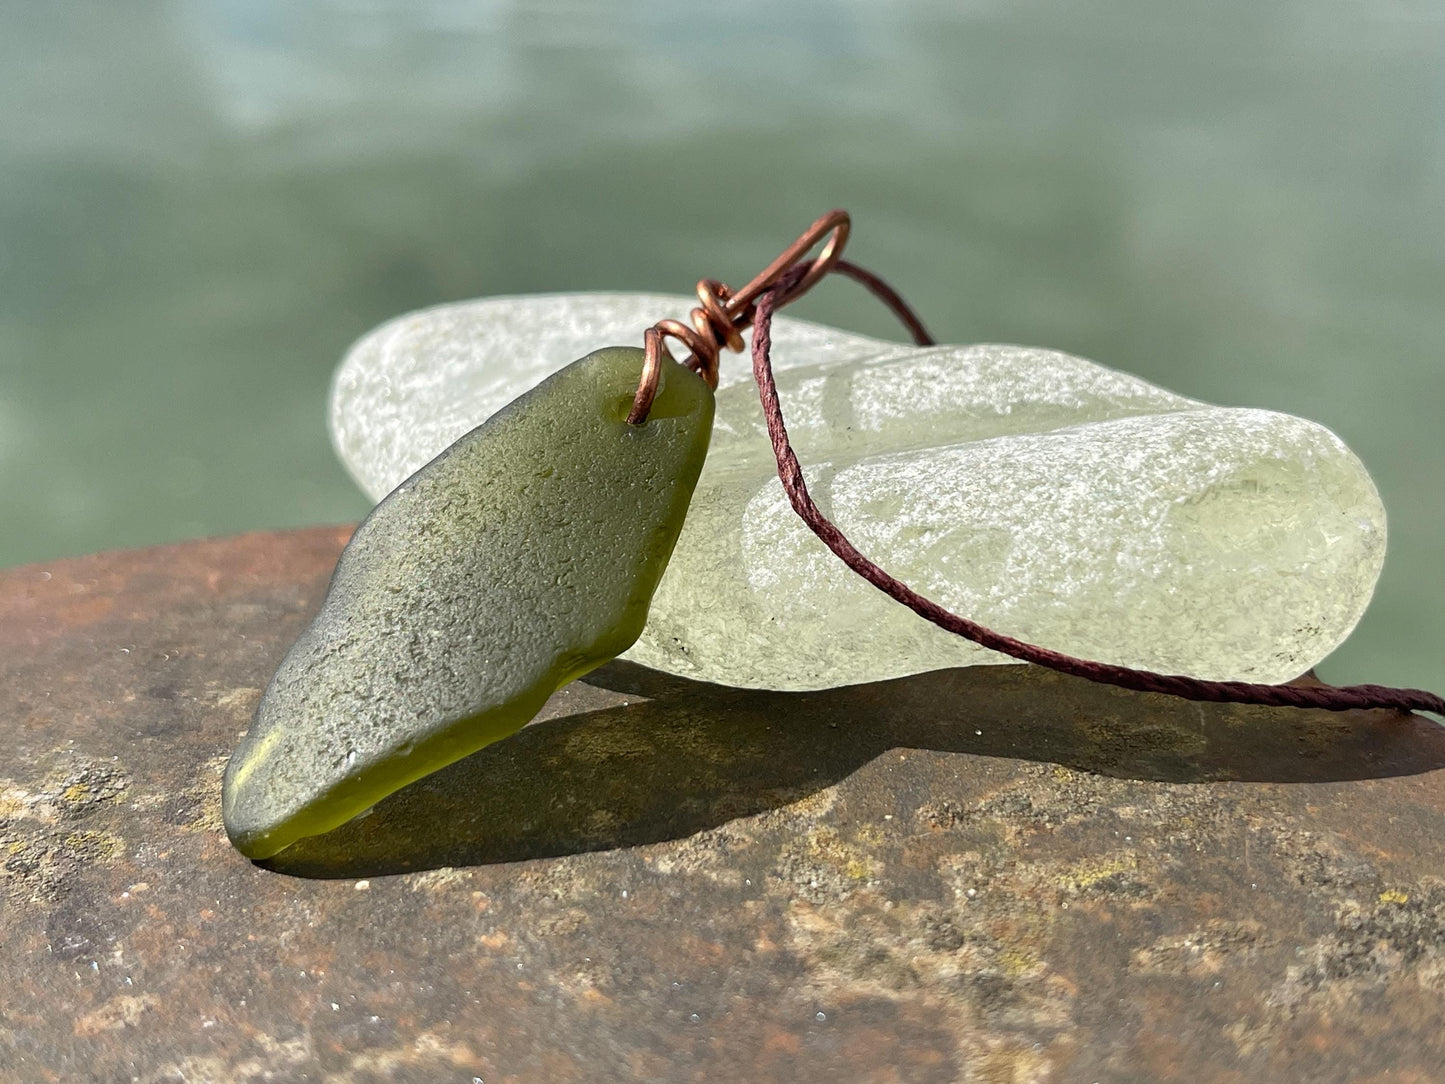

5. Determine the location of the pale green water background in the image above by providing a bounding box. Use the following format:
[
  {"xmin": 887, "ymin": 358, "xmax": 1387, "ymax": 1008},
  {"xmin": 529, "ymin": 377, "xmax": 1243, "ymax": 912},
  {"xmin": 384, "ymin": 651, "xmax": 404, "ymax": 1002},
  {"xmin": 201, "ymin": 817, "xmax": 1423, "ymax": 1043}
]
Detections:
[{"xmin": 2, "ymin": 1, "xmax": 1441, "ymax": 694}]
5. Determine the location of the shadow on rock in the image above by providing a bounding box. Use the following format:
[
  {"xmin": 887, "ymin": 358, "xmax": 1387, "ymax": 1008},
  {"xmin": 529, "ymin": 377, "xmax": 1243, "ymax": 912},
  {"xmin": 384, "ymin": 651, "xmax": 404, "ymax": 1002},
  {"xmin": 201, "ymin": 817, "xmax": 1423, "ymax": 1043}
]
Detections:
[{"xmin": 264, "ymin": 661, "xmax": 1445, "ymax": 879}]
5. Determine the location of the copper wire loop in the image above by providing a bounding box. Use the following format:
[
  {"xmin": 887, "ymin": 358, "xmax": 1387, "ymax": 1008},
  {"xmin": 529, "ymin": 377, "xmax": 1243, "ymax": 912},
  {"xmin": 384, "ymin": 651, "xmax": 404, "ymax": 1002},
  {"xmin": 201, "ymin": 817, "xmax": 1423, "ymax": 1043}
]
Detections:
[{"xmin": 627, "ymin": 209, "xmax": 852, "ymax": 425}]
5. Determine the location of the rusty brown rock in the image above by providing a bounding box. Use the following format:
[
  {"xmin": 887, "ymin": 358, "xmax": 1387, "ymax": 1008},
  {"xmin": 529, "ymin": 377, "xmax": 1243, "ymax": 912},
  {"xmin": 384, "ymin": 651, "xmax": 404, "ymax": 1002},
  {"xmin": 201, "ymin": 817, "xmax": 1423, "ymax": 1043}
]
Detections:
[{"xmin": 3, "ymin": 526, "xmax": 1445, "ymax": 1082}]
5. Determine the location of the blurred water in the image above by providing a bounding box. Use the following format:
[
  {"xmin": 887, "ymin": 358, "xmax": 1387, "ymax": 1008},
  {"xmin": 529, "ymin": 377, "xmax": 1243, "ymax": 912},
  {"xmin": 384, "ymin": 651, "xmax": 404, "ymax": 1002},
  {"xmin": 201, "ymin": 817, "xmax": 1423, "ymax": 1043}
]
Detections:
[{"xmin": 1, "ymin": 0, "xmax": 1441, "ymax": 693}]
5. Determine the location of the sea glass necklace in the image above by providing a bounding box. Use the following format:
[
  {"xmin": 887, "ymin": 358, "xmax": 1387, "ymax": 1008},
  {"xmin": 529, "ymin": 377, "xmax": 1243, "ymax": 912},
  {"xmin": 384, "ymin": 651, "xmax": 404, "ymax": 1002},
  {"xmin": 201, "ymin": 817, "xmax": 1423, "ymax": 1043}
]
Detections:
[{"xmin": 223, "ymin": 210, "xmax": 1445, "ymax": 860}]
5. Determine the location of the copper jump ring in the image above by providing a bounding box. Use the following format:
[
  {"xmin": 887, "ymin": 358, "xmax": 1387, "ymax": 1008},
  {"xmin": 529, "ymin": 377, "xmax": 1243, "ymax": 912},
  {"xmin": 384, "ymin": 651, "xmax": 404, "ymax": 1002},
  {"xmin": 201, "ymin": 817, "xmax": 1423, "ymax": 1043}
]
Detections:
[{"xmin": 627, "ymin": 209, "xmax": 852, "ymax": 425}]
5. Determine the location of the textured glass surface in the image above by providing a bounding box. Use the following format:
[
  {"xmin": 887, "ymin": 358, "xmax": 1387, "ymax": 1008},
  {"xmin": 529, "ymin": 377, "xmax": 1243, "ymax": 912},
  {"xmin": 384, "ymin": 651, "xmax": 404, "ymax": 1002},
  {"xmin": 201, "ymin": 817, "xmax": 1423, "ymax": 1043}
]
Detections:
[
  {"xmin": 224, "ymin": 347, "xmax": 714, "ymax": 858},
  {"xmin": 330, "ymin": 294, "xmax": 1387, "ymax": 692}
]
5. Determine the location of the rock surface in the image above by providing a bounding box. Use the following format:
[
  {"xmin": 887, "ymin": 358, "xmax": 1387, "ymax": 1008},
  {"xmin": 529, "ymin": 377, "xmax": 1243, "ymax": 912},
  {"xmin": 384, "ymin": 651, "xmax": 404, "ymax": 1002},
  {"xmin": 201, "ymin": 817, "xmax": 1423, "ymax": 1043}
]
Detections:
[
  {"xmin": 330, "ymin": 294, "xmax": 1386, "ymax": 689},
  {"xmin": 4, "ymin": 529, "xmax": 1445, "ymax": 1082}
]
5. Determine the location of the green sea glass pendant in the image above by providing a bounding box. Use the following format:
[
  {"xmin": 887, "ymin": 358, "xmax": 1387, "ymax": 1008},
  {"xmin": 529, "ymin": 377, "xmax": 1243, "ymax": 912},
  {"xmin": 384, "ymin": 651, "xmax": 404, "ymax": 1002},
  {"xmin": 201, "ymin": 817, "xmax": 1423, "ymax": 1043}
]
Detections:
[{"xmin": 223, "ymin": 347, "xmax": 714, "ymax": 859}]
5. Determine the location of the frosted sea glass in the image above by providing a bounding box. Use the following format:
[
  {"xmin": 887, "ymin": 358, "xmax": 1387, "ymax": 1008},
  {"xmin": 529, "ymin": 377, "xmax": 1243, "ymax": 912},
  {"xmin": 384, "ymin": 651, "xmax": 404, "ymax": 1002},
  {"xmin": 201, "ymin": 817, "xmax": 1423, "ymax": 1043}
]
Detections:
[
  {"xmin": 225, "ymin": 347, "xmax": 713, "ymax": 858},
  {"xmin": 330, "ymin": 294, "xmax": 1387, "ymax": 692}
]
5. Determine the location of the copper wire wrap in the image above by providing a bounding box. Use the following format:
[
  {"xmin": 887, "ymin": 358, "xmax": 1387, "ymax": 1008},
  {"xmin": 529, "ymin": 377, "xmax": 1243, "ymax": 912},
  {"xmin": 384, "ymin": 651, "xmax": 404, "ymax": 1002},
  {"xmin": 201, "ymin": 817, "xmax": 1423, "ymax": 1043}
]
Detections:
[{"xmin": 626, "ymin": 209, "xmax": 851, "ymax": 425}]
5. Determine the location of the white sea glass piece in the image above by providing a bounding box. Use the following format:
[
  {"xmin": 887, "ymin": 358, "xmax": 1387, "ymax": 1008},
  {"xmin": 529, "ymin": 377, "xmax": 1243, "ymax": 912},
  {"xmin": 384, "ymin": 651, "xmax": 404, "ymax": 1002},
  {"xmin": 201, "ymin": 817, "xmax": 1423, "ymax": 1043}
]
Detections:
[{"xmin": 330, "ymin": 293, "xmax": 1386, "ymax": 691}]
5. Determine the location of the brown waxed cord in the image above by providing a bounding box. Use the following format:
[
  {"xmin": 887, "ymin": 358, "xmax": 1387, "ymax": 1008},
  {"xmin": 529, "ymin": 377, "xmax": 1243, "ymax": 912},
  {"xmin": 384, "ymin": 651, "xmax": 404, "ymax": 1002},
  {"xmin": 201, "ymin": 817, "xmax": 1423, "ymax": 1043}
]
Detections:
[
  {"xmin": 831, "ymin": 258, "xmax": 937, "ymax": 348},
  {"xmin": 747, "ymin": 258, "xmax": 1445, "ymax": 719}
]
